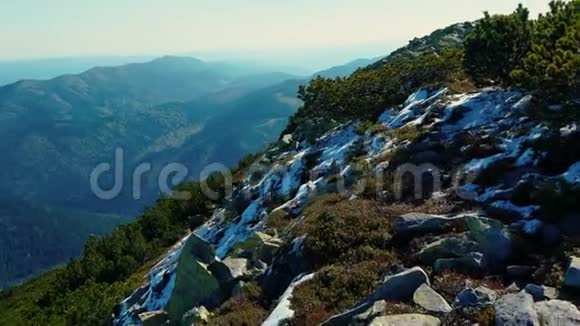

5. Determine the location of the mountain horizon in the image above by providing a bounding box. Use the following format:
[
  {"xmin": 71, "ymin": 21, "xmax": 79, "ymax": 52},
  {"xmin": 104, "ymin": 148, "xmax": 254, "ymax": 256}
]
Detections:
[{"xmin": 0, "ymin": 1, "xmax": 577, "ymax": 325}]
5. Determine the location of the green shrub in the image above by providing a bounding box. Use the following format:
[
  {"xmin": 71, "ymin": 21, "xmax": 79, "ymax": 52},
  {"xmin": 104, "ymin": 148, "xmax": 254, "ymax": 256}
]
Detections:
[
  {"xmin": 356, "ymin": 120, "xmax": 387, "ymax": 135},
  {"xmin": 511, "ymin": 0, "xmax": 579, "ymax": 101},
  {"xmin": 464, "ymin": 1, "xmax": 578, "ymax": 102},
  {"xmin": 463, "ymin": 4, "xmax": 531, "ymax": 85},
  {"xmin": 389, "ymin": 125, "xmax": 422, "ymax": 143},
  {"xmin": 265, "ymin": 209, "xmax": 294, "ymax": 233},
  {"xmin": 296, "ymin": 196, "xmax": 396, "ymax": 268}
]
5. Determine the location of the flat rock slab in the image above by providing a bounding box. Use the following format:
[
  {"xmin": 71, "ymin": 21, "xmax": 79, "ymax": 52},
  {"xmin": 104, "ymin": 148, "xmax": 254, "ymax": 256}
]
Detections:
[
  {"xmin": 223, "ymin": 257, "xmax": 249, "ymax": 279},
  {"xmin": 413, "ymin": 283, "xmax": 452, "ymax": 313},
  {"xmin": 369, "ymin": 314, "xmax": 441, "ymax": 326},
  {"xmin": 394, "ymin": 213, "xmax": 464, "ymax": 237}
]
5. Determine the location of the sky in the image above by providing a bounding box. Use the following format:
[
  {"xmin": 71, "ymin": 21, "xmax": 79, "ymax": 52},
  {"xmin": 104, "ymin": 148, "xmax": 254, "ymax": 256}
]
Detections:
[{"xmin": 0, "ymin": 0, "xmax": 552, "ymax": 71}]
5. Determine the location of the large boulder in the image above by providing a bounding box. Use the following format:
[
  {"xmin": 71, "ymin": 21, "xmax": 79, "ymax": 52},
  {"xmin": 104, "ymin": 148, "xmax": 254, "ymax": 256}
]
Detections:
[
  {"xmin": 466, "ymin": 216, "xmax": 512, "ymax": 269},
  {"xmin": 187, "ymin": 234, "xmax": 216, "ymax": 264},
  {"xmin": 534, "ymin": 300, "xmax": 580, "ymax": 326},
  {"xmin": 494, "ymin": 292, "xmax": 539, "ymax": 326},
  {"xmin": 394, "ymin": 213, "xmax": 464, "ymax": 237},
  {"xmin": 454, "ymin": 286, "xmax": 498, "ymax": 307},
  {"xmin": 165, "ymin": 240, "xmax": 221, "ymax": 324},
  {"xmin": 413, "ymin": 283, "xmax": 452, "ymax": 313},
  {"xmin": 564, "ymin": 256, "xmax": 580, "ymax": 289},
  {"xmin": 417, "ymin": 235, "xmax": 480, "ymax": 265},
  {"xmin": 369, "ymin": 314, "xmax": 441, "ymax": 326},
  {"xmin": 323, "ymin": 267, "xmax": 429, "ymax": 325}
]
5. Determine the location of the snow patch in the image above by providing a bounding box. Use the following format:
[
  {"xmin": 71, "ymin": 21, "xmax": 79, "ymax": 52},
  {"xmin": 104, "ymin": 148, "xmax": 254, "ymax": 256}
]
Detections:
[
  {"xmin": 442, "ymin": 90, "xmax": 523, "ymax": 135},
  {"xmin": 383, "ymin": 88, "xmax": 446, "ymax": 129}
]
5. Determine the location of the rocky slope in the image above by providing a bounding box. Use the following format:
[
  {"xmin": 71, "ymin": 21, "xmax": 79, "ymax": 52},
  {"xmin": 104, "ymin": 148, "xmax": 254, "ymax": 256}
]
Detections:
[{"xmin": 113, "ymin": 87, "xmax": 580, "ymax": 325}]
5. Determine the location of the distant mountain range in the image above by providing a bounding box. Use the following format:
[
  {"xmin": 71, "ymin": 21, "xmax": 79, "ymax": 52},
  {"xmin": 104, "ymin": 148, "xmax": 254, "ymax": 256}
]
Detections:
[
  {"xmin": 0, "ymin": 55, "xmax": 374, "ymax": 288},
  {"xmin": 0, "ymin": 56, "xmax": 155, "ymax": 86}
]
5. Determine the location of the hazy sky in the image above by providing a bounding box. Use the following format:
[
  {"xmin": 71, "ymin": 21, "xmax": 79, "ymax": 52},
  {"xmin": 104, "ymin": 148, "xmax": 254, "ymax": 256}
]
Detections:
[{"xmin": 0, "ymin": 0, "xmax": 552, "ymax": 70}]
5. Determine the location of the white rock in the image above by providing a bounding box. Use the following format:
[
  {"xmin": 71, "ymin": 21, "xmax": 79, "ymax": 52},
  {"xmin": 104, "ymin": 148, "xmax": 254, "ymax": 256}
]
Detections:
[
  {"xmin": 369, "ymin": 314, "xmax": 441, "ymax": 326},
  {"xmin": 534, "ymin": 300, "xmax": 580, "ymax": 326},
  {"xmin": 413, "ymin": 283, "xmax": 452, "ymax": 313},
  {"xmin": 494, "ymin": 291, "xmax": 539, "ymax": 326}
]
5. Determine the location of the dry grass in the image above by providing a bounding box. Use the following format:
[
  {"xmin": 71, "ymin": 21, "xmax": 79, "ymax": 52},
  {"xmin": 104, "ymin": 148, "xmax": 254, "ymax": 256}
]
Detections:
[
  {"xmin": 446, "ymin": 79, "xmax": 477, "ymax": 94},
  {"xmin": 265, "ymin": 209, "xmax": 295, "ymax": 234},
  {"xmin": 432, "ymin": 271, "xmax": 505, "ymax": 303}
]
